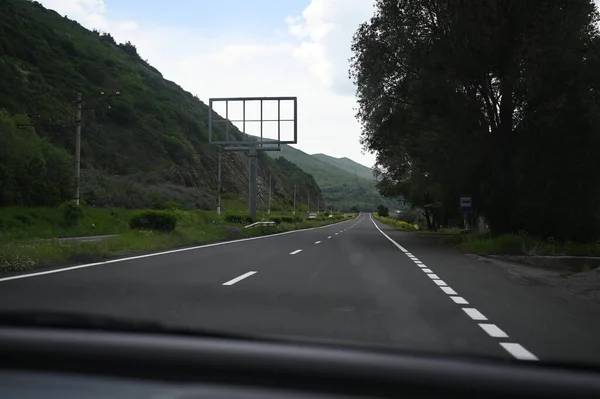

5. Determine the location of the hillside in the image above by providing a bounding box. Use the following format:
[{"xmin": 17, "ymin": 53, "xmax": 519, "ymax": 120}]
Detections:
[
  {"xmin": 267, "ymin": 144, "xmax": 401, "ymax": 211},
  {"xmin": 312, "ymin": 154, "xmax": 374, "ymax": 180},
  {"xmin": 0, "ymin": 0, "xmax": 321, "ymax": 212}
]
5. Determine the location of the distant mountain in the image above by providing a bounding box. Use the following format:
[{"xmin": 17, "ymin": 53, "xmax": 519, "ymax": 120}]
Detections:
[
  {"xmin": 267, "ymin": 144, "xmax": 401, "ymax": 211},
  {"xmin": 312, "ymin": 154, "xmax": 374, "ymax": 180}
]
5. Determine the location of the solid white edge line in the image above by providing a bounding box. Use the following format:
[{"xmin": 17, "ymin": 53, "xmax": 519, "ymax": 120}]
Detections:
[
  {"xmin": 440, "ymin": 286, "xmax": 458, "ymax": 295},
  {"xmin": 222, "ymin": 271, "xmax": 257, "ymax": 286},
  {"xmin": 500, "ymin": 343, "xmax": 538, "ymax": 361},
  {"xmin": 290, "ymin": 249, "xmax": 303, "ymax": 255},
  {"xmin": 369, "ymin": 214, "xmax": 408, "ymax": 253},
  {"xmin": 479, "ymin": 323, "xmax": 508, "ymax": 338},
  {"xmin": 450, "ymin": 296, "xmax": 469, "ymax": 304},
  {"xmin": 462, "ymin": 308, "xmax": 488, "ymax": 321},
  {"xmin": 0, "ymin": 215, "xmax": 360, "ymax": 283}
]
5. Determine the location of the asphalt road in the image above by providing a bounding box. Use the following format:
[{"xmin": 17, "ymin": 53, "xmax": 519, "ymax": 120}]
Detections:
[{"xmin": 1, "ymin": 214, "xmax": 600, "ymax": 365}]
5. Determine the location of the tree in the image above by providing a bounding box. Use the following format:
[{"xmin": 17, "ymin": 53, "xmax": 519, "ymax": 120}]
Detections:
[
  {"xmin": 0, "ymin": 111, "xmax": 73, "ymax": 206},
  {"xmin": 377, "ymin": 204, "xmax": 389, "ymax": 217},
  {"xmin": 351, "ymin": 0, "xmax": 600, "ymax": 240}
]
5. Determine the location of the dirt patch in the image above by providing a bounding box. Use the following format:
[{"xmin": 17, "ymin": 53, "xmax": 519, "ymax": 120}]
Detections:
[{"xmin": 474, "ymin": 255, "xmax": 600, "ymax": 303}]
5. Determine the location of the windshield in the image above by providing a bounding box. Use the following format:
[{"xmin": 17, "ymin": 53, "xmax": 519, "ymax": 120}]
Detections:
[{"xmin": 1, "ymin": 0, "xmax": 600, "ymax": 369}]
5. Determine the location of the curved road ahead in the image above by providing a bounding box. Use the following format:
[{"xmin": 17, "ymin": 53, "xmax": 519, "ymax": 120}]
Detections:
[{"xmin": 1, "ymin": 214, "xmax": 599, "ymax": 365}]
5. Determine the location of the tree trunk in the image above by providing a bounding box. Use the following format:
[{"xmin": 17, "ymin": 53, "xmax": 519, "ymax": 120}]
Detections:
[{"xmin": 488, "ymin": 77, "xmax": 515, "ymax": 234}]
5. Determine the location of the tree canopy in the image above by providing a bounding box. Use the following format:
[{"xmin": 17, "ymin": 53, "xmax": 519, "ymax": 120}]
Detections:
[{"xmin": 351, "ymin": 0, "xmax": 600, "ymax": 240}]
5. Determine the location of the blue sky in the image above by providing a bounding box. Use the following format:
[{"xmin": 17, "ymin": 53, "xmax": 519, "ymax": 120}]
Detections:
[
  {"xmin": 41, "ymin": 0, "xmax": 377, "ymax": 167},
  {"xmin": 108, "ymin": 0, "xmax": 308, "ymax": 38}
]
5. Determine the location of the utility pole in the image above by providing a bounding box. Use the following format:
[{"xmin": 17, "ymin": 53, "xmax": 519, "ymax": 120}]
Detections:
[
  {"xmin": 217, "ymin": 152, "xmax": 222, "ymax": 215},
  {"xmin": 293, "ymin": 184, "xmax": 296, "ymax": 215},
  {"xmin": 268, "ymin": 173, "xmax": 272, "ymax": 216},
  {"xmin": 248, "ymin": 144, "xmax": 258, "ymax": 218},
  {"xmin": 74, "ymin": 92, "xmax": 82, "ymax": 205}
]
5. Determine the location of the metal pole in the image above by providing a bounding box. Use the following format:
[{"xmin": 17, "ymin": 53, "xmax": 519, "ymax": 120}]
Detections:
[
  {"xmin": 268, "ymin": 174, "xmax": 272, "ymax": 215},
  {"xmin": 217, "ymin": 152, "xmax": 222, "ymax": 215},
  {"xmin": 293, "ymin": 185, "xmax": 296, "ymax": 215},
  {"xmin": 248, "ymin": 145, "xmax": 257, "ymax": 218},
  {"xmin": 74, "ymin": 92, "xmax": 82, "ymax": 205}
]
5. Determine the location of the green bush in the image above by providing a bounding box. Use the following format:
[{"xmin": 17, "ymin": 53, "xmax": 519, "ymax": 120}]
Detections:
[
  {"xmin": 377, "ymin": 204, "xmax": 389, "ymax": 217},
  {"xmin": 59, "ymin": 201, "xmax": 83, "ymax": 227},
  {"xmin": 280, "ymin": 216, "xmax": 295, "ymax": 223},
  {"xmin": 223, "ymin": 213, "xmax": 254, "ymax": 225},
  {"xmin": 271, "ymin": 217, "xmax": 282, "ymax": 224},
  {"xmin": 129, "ymin": 211, "xmax": 177, "ymax": 231}
]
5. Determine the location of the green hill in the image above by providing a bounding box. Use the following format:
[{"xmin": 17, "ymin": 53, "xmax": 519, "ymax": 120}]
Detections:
[
  {"xmin": 267, "ymin": 145, "xmax": 401, "ymax": 211},
  {"xmin": 0, "ymin": 0, "xmax": 320, "ymax": 212},
  {"xmin": 312, "ymin": 154, "xmax": 374, "ymax": 180}
]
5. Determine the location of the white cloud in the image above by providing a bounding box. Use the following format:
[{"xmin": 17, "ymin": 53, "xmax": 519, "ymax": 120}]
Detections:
[{"xmin": 37, "ymin": 0, "xmax": 377, "ymax": 167}]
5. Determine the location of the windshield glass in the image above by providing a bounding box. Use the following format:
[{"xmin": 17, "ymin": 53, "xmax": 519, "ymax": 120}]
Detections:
[{"xmin": 2, "ymin": 0, "xmax": 600, "ymax": 368}]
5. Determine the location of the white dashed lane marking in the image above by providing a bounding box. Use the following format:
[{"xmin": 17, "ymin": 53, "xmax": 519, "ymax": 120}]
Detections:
[
  {"xmin": 462, "ymin": 308, "xmax": 488, "ymax": 321},
  {"xmin": 450, "ymin": 296, "xmax": 469, "ymax": 305},
  {"xmin": 500, "ymin": 343, "xmax": 538, "ymax": 361},
  {"xmin": 222, "ymin": 271, "xmax": 256, "ymax": 286},
  {"xmin": 368, "ymin": 213, "xmax": 538, "ymax": 361},
  {"xmin": 290, "ymin": 249, "xmax": 303, "ymax": 255},
  {"xmin": 479, "ymin": 323, "xmax": 509, "ymax": 338}
]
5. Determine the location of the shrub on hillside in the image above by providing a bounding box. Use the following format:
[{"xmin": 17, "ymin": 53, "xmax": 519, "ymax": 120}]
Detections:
[
  {"xmin": 129, "ymin": 211, "xmax": 177, "ymax": 231},
  {"xmin": 377, "ymin": 204, "xmax": 389, "ymax": 217},
  {"xmin": 59, "ymin": 201, "xmax": 83, "ymax": 227},
  {"xmin": 223, "ymin": 214, "xmax": 254, "ymax": 224}
]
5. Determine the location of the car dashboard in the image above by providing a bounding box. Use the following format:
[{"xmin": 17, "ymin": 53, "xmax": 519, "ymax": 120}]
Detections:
[{"xmin": 0, "ymin": 326, "xmax": 600, "ymax": 399}]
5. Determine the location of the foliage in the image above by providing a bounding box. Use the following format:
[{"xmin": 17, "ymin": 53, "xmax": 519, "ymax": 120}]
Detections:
[
  {"xmin": 58, "ymin": 201, "xmax": 83, "ymax": 227},
  {"xmin": 454, "ymin": 233, "xmax": 600, "ymax": 257},
  {"xmin": 0, "ymin": 0, "xmax": 320, "ymax": 211},
  {"xmin": 129, "ymin": 211, "xmax": 177, "ymax": 232},
  {"xmin": 0, "ymin": 211, "xmax": 345, "ymax": 273},
  {"xmin": 376, "ymin": 205, "xmax": 389, "ymax": 217},
  {"xmin": 0, "ymin": 111, "xmax": 73, "ymax": 206},
  {"xmin": 350, "ymin": 0, "xmax": 600, "ymax": 241},
  {"xmin": 223, "ymin": 213, "xmax": 255, "ymax": 225},
  {"xmin": 376, "ymin": 215, "xmax": 419, "ymax": 232}
]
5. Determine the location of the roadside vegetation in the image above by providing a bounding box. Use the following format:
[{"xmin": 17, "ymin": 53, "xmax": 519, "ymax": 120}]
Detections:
[
  {"xmin": 440, "ymin": 233, "xmax": 600, "ymax": 258},
  {"xmin": 0, "ymin": 205, "xmax": 354, "ymax": 273},
  {"xmin": 373, "ymin": 212, "xmax": 420, "ymax": 232}
]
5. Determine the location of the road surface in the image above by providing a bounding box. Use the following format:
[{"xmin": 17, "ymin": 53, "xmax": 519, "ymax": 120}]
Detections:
[{"xmin": 1, "ymin": 214, "xmax": 599, "ymax": 365}]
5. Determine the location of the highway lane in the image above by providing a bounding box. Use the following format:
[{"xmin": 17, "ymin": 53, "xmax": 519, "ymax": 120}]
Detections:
[{"xmin": 1, "ymin": 214, "xmax": 600, "ymax": 364}]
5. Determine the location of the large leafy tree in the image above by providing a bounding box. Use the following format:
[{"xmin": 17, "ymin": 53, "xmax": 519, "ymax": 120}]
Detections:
[{"xmin": 351, "ymin": 0, "xmax": 600, "ymax": 240}]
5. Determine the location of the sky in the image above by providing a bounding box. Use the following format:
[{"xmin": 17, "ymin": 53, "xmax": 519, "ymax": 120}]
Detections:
[{"xmin": 37, "ymin": 0, "xmax": 377, "ymax": 167}]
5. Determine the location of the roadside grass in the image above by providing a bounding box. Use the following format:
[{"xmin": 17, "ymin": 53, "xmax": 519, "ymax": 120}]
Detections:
[
  {"xmin": 0, "ymin": 206, "xmax": 351, "ymax": 274},
  {"xmin": 373, "ymin": 213, "xmax": 420, "ymax": 232},
  {"xmin": 0, "ymin": 205, "xmax": 137, "ymax": 240},
  {"xmin": 451, "ymin": 233, "xmax": 600, "ymax": 257}
]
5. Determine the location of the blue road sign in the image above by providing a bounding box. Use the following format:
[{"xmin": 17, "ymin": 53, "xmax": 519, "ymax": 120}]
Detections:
[{"xmin": 460, "ymin": 196, "xmax": 472, "ymax": 213}]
